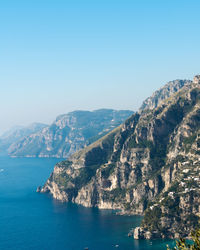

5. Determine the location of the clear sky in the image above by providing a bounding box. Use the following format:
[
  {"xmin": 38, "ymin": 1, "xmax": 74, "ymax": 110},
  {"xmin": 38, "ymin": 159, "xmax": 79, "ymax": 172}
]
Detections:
[{"xmin": 0, "ymin": 0, "xmax": 200, "ymax": 134}]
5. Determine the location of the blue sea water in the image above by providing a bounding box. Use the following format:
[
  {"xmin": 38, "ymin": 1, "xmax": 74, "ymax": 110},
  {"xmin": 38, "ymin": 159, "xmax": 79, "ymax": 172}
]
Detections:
[{"xmin": 0, "ymin": 156, "xmax": 174, "ymax": 250}]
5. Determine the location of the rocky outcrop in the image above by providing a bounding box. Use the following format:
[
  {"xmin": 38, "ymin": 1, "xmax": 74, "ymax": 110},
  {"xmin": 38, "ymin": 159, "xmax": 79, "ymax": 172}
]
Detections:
[
  {"xmin": 139, "ymin": 79, "xmax": 192, "ymax": 111},
  {"xmin": 8, "ymin": 109, "xmax": 133, "ymax": 158},
  {"xmin": 40, "ymin": 75, "xmax": 200, "ymax": 239}
]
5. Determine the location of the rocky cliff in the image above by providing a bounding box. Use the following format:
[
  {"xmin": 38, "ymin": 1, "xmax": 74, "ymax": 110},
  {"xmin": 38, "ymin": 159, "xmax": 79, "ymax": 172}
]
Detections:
[
  {"xmin": 9, "ymin": 109, "xmax": 133, "ymax": 158},
  {"xmin": 139, "ymin": 79, "xmax": 192, "ymax": 111},
  {"xmin": 40, "ymin": 77, "xmax": 200, "ymax": 239}
]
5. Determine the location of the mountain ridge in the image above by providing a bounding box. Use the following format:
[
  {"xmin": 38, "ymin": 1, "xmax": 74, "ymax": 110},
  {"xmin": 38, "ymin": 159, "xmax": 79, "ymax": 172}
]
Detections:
[
  {"xmin": 8, "ymin": 109, "xmax": 133, "ymax": 158},
  {"xmin": 39, "ymin": 76, "xmax": 200, "ymax": 239}
]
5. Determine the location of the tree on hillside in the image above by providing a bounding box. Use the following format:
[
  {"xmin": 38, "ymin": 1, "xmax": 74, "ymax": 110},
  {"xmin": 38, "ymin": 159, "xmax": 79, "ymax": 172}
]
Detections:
[{"xmin": 167, "ymin": 227, "xmax": 200, "ymax": 250}]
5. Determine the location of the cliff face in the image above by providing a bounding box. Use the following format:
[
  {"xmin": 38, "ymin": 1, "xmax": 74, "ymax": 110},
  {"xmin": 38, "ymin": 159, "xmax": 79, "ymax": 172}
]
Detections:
[
  {"xmin": 139, "ymin": 79, "xmax": 192, "ymax": 111},
  {"xmin": 8, "ymin": 109, "xmax": 133, "ymax": 158},
  {"xmin": 135, "ymin": 79, "xmax": 200, "ymax": 239},
  {"xmin": 40, "ymin": 77, "xmax": 200, "ymax": 239}
]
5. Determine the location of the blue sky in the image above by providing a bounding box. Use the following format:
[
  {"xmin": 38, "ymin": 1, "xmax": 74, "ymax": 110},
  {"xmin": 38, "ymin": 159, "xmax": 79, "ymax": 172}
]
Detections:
[{"xmin": 0, "ymin": 0, "xmax": 200, "ymax": 133}]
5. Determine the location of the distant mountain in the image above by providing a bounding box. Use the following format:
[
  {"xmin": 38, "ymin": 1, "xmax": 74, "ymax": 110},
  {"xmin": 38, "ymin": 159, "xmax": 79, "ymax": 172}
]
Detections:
[
  {"xmin": 0, "ymin": 125, "xmax": 24, "ymax": 139},
  {"xmin": 0, "ymin": 123, "xmax": 47, "ymax": 152},
  {"xmin": 8, "ymin": 109, "xmax": 133, "ymax": 158},
  {"xmin": 40, "ymin": 76, "xmax": 200, "ymax": 240},
  {"xmin": 6, "ymin": 78, "xmax": 190, "ymax": 158}
]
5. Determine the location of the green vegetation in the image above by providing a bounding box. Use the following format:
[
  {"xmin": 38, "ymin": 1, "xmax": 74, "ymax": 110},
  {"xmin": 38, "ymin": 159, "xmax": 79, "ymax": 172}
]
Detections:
[
  {"xmin": 183, "ymin": 135, "xmax": 197, "ymax": 145},
  {"xmin": 56, "ymin": 162, "xmax": 100, "ymax": 191},
  {"xmin": 85, "ymin": 132, "xmax": 115, "ymax": 166},
  {"xmin": 127, "ymin": 135, "xmax": 153, "ymax": 149},
  {"xmin": 142, "ymin": 206, "xmax": 162, "ymax": 231},
  {"xmin": 54, "ymin": 173, "xmax": 72, "ymax": 188},
  {"xmin": 110, "ymin": 188, "xmax": 126, "ymax": 198},
  {"xmin": 127, "ymin": 135, "xmax": 137, "ymax": 148},
  {"xmin": 60, "ymin": 160, "xmax": 73, "ymax": 168},
  {"xmin": 167, "ymin": 225, "xmax": 200, "ymax": 250},
  {"xmin": 101, "ymin": 163, "xmax": 116, "ymax": 178},
  {"xmin": 161, "ymin": 196, "xmax": 181, "ymax": 215},
  {"xmin": 74, "ymin": 165, "xmax": 100, "ymax": 189},
  {"xmin": 149, "ymin": 142, "xmax": 166, "ymax": 172},
  {"xmin": 182, "ymin": 134, "xmax": 197, "ymax": 153},
  {"xmin": 167, "ymin": 182, "xmax": 180, "ymax": 193},
  {"xmin": 102, "ymin": 188, "xmax": 126, "ymax": 202}
]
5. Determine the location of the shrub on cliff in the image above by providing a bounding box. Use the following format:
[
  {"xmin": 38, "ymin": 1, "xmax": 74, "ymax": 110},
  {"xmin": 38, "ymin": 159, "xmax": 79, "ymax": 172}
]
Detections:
[{"xmin": 167, "ymin": 226, "xmax": 200, "ymax": 249}]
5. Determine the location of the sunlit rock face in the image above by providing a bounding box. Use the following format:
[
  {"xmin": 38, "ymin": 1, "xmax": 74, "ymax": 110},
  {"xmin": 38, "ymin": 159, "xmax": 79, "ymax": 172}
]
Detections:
[{"xmin": 139, "ymin": 79, "xmax": 192, "ymax": 112}]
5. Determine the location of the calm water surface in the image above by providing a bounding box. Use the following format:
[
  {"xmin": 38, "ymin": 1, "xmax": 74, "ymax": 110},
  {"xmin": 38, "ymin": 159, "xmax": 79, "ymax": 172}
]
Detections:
[{"xmin": 0, "ymin": 156, "xmax": 173, "ymax": 250}]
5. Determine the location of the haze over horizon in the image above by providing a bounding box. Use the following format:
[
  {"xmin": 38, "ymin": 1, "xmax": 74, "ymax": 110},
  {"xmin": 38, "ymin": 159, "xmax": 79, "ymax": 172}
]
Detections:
[{"xmin": 1, "ymin": 0, "xmax": 200, "ymax": 134}]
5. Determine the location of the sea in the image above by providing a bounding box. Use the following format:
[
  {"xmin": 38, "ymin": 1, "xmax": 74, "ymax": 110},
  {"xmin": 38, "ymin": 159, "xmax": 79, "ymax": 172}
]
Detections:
[{"xmin": 0, "ymin": 156, "xmax": 174, "ymax": 250}]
